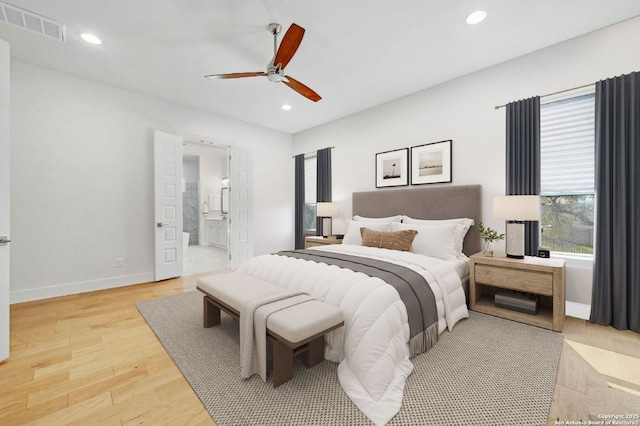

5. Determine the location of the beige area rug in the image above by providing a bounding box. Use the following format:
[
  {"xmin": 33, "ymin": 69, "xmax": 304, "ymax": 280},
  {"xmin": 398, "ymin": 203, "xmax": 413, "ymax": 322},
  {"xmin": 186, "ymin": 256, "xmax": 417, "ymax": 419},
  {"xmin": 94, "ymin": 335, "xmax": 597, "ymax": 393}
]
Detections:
[{"xmin": 136, "ymin": 291, "xmax": 563, "ymax": 426}]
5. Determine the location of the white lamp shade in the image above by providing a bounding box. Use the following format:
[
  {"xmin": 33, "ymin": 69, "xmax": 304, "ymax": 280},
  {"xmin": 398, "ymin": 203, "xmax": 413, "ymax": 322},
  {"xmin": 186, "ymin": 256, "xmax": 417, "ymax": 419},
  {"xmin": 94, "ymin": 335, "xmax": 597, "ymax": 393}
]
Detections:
[
  {"xmin": 493, "ymin": 195, "xmax": 540, "ymax": 221},
  {"xmin": 316, "ymin": 202, "xmax": 338, "ymax": 217}
]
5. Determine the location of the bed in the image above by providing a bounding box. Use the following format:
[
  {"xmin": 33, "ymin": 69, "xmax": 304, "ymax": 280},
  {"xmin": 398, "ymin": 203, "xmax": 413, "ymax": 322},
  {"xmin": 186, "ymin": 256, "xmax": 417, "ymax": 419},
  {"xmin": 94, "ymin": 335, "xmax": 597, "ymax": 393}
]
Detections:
[
  {"xmin": 237, "ymin": 184, "xmax": 482, "ymax": 425},
  {"xmin": 352, "ymin": 184, "xmax": 483, "ymax": 296}
]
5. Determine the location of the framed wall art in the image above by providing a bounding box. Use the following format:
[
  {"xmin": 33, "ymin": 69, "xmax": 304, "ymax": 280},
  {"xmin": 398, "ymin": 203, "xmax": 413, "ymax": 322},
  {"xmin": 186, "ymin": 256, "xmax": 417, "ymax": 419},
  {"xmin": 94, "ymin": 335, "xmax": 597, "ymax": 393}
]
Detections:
[
  {"xmin": 375, "ymin": 148, "xmax": 409, "ymax": 188},
  {"xmin": 410, "ymin": 140, "xmax": 452, "ymax": 185}
]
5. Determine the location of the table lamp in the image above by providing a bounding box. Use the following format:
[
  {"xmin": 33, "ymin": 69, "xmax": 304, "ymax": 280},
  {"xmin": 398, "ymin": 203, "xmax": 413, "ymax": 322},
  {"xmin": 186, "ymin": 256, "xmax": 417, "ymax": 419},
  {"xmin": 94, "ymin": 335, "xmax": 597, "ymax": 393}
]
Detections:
[
  {"xmin": 316, "ymin": 202, "xmax": 338, "ymax": 237},
  {"xmin": 493, "ymin": 195, "xmax": 540, "ymax": 258}
]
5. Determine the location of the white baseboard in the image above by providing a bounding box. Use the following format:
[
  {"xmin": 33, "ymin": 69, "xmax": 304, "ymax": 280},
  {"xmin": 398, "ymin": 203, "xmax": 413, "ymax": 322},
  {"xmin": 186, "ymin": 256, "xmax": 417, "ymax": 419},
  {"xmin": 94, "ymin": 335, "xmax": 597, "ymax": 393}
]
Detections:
[
  {"xmin": 566, "ymin": 301, "xmax": 591, "ymax": 320},
  {"xmin": 10, "ymin": 272, "xmax": 155, "ymax": 304},
  {"xmin": 11, "ymin": 274, "xmax": 596, "ymax": 323}
]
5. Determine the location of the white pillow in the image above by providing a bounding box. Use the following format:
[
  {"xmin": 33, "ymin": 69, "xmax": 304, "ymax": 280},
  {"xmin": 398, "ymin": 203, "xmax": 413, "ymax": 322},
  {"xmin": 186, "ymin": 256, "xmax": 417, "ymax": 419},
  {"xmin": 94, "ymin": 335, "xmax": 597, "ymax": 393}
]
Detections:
[
  {"xmin": 390, "ymin": 222, "xmax": 461, "ymax": 260},
  {"xmin": 402, "ymin": 217, "xmax": 474, "ymax": 257},
  {"xmin": 342, "ymin": 220, "xmax": 392, "ymax": 245},
  {"xmin": 353, "ymin": 214, "xmax": 403, "ymax": 223}
]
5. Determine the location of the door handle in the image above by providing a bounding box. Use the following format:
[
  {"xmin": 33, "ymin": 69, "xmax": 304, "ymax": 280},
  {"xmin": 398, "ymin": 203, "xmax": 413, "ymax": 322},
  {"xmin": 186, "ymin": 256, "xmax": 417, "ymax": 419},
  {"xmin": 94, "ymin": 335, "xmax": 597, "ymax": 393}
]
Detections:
[
  {"xmin": 0, "ymin": 236, "xmax": 10, "ymax": 244},
  {"xmin": 156, "ymin": 222, "xmax": 167, "ymax": 228}
]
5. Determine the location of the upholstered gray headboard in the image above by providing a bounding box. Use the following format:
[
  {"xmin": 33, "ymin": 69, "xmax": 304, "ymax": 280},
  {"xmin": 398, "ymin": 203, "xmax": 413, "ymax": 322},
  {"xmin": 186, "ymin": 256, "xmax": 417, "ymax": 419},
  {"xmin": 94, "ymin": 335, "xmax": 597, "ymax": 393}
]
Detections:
[{"xmin": 352, "ymin": 185, "xmax": 482, "ymax": 256}]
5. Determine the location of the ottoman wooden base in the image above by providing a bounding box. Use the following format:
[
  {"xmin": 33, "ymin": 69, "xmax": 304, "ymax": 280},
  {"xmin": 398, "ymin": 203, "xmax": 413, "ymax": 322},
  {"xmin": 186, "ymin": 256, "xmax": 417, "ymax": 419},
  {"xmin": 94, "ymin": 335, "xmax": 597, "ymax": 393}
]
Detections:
[{"xmin": 200, "ymin": 291, "xmax": 343, "ymax": 388}]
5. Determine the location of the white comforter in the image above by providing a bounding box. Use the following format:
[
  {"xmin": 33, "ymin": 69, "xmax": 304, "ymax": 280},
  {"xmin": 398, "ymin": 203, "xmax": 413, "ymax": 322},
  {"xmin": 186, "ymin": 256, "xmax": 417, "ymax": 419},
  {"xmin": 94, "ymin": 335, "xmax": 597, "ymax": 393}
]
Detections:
[{"xmin": 237, "ymin": 244, "xmax": 469, "ymax": 425}]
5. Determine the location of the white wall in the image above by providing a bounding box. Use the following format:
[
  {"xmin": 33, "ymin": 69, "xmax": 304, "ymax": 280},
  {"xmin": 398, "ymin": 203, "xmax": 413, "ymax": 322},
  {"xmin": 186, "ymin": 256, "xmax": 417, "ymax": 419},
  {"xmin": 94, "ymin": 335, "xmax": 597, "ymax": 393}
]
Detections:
[
  {"xmin": 293, "ymin": 17, "xmax": 640, "ymax": 305},
  {"xmin": 10, "ymin": 61, "xmax": 294, "ymax": 302}
]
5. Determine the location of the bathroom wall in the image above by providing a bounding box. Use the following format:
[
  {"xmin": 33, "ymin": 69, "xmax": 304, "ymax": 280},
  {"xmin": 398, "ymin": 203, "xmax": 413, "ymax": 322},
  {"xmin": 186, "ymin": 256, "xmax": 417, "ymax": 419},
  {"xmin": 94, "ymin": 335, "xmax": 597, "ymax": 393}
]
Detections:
[
  {"xmin": 182, "ymin": 142, "xmax": 228, "ymax": 245},
  {"xmin": 182, "ymin": 157, "xmax": 199, "ymax": 245}
]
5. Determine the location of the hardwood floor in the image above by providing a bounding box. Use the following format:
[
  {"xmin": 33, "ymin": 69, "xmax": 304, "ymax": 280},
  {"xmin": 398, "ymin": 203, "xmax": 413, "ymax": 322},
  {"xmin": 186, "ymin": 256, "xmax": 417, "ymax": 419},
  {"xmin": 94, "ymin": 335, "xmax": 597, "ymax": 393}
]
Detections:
[
  {"xmin": 1, "ymin": 274, "xmax": 638, "ymax": 425},
  {"xmin": 0, "ymin": 273, "xmax": 218, "ymax": 426}
]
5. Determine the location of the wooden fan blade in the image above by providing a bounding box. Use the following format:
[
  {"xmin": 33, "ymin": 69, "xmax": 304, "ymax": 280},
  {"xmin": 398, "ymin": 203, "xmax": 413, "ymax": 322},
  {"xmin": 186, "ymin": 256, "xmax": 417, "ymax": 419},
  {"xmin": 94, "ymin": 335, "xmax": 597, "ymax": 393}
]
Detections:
[
  {"xmin": 283, "ymin": 75, "xmax": 321, "ymax": 102},
  {"xmin": 273, "ymin": 23, "xmax": 305, "ymax": 70},
  {"xmin": 204, "ymin": 72, "xmax": 266, "ymax": 79}
]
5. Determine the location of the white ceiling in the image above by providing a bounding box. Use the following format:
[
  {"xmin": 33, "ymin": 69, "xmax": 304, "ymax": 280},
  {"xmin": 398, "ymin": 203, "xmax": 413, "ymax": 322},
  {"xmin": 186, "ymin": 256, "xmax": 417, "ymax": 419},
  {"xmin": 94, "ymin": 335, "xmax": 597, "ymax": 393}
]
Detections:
[{"xmin": 1, "ymin": 1, "xmax": 640, "ymax": 134}]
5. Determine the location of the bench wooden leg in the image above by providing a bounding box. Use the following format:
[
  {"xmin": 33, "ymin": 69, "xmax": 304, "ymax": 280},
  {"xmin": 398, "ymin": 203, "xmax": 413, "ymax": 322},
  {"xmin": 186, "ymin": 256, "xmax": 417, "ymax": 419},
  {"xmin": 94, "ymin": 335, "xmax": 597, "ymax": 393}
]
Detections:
[
  {"xmin": 304, "ymin": 336, "xmax": 324, "ymax": 368},
  {"xmin": 272, "ymin": 339, "xmax": 294, "ymax": 388},
  {"xmin": 203, "ymin": 296, "xmax": 220, "ymax": 328}
]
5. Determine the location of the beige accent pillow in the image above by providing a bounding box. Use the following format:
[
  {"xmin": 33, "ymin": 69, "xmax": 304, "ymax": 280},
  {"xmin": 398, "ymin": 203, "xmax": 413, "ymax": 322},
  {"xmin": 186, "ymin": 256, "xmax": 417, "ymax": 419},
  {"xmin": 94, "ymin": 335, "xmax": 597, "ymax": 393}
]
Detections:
[{"xmin": 360, "ymin": 227, "xmax": 418, "ymax": 252}]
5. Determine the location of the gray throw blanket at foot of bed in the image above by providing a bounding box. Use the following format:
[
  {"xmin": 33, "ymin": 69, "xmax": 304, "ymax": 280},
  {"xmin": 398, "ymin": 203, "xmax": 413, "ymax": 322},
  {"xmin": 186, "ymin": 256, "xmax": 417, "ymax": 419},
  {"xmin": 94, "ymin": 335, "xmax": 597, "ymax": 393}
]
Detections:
[{"xmin": 239, "ymin": 289, "xmax": 310, "ymax": 381}]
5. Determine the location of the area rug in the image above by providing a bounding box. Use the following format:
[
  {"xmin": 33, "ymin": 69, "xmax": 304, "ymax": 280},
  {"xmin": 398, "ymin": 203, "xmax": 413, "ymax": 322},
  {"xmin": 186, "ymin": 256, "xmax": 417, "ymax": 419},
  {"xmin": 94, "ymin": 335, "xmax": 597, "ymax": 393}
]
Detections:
[{"xmin": 136, "ymin": 291, "xmax": 563, "ymax": 426}]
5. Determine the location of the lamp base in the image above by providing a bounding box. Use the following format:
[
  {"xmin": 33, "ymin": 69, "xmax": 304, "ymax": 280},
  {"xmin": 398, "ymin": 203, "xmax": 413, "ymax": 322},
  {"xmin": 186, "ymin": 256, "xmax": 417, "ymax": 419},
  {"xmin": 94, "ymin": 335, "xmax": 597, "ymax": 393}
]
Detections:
[
  {"xmin": 505, "ymin": 221, "xmax": 525, "ymax": 259},
  {"xmin": 322, "ymin": 217, "xmax": 332, "ymax": 237}
]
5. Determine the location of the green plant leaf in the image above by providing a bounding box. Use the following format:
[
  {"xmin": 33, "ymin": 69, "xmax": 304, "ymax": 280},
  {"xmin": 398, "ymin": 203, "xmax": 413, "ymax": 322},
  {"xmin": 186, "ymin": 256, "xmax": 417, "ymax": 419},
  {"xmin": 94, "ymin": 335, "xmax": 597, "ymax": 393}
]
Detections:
[{"xmin": 476, "ymin": 221, "xmax": 505, "ymax": 242}]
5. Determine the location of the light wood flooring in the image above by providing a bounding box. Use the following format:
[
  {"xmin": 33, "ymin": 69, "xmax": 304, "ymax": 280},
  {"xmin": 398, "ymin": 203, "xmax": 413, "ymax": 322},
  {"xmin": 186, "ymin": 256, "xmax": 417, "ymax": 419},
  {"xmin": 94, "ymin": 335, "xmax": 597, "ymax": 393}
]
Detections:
[
  {"xmin": 0, "ymin": 273, "xmax": 217, "ymax": 426},
  {"xmin": 1, "ymin": 274, "xmax": 639, "ymax": 425}
]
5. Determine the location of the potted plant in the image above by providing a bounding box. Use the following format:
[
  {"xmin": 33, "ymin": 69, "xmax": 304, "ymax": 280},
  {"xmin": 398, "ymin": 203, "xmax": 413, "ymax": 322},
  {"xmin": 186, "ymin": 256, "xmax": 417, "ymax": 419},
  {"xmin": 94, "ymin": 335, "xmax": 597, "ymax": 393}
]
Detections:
[{"xmin": 477, "ymin": 222, "xmax": 505, "ymax": 257}]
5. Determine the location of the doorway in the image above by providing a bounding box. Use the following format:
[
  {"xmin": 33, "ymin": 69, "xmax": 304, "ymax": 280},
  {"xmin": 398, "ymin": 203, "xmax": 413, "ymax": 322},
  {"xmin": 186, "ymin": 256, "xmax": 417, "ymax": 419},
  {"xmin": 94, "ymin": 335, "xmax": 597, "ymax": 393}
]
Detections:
[{"xmin": 182, "ymin": 141, "xmax": 229, "ymax": 275}]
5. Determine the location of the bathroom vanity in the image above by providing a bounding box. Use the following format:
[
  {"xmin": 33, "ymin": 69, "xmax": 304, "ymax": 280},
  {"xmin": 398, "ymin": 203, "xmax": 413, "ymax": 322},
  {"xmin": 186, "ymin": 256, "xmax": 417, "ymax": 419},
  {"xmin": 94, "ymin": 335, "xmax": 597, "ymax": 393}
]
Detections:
[{"xmin": 205, "ymin": 218, "xmax": 228, "ymax": 249}]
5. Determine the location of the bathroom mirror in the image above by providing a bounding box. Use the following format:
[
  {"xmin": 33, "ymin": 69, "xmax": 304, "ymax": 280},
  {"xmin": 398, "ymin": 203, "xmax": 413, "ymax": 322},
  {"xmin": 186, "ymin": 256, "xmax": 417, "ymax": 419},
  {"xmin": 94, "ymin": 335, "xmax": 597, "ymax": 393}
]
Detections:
[
  {"xmin": 221, "ymin": 188, "xmax": 229, "ymax": 215},
  {"xmin": 209, "ymin": 194, "xmax": 221, "ymax": 211}
]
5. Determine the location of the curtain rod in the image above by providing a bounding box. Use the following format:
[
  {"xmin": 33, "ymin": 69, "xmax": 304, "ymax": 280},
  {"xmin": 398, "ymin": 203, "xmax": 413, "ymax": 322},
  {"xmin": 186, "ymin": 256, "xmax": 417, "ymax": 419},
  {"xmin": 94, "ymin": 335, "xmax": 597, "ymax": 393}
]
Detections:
[
  {"xmin": 494, "ymin": 82, "xmax": 595, "ymax": 110},
  {"xmin": 291, "ymin": 146, "xmax": 335, "ymax": 158}
]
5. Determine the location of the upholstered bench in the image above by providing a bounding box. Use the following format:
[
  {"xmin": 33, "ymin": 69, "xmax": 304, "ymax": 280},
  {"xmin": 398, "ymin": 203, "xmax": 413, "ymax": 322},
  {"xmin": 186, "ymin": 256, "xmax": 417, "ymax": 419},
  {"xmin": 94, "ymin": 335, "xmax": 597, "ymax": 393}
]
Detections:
[
  {"xmin": 197, "ymin": 272, "xmax": 283, "ymax": 326},
  {"xmin": 197, "ymin": 272, "xmax": 344, "ymax": 387}
]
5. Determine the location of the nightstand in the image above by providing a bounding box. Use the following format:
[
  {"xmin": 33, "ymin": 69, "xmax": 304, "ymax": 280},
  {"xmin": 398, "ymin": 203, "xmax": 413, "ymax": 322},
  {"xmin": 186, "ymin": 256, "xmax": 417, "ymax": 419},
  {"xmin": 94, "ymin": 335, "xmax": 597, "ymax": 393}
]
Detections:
[
  {"xmin": 305, "ymin": 236, "xmax": 342, "ymax": 249},
  {"xmin": 469, "ymin": 253, "xmax": 566, "ymax": 332}
]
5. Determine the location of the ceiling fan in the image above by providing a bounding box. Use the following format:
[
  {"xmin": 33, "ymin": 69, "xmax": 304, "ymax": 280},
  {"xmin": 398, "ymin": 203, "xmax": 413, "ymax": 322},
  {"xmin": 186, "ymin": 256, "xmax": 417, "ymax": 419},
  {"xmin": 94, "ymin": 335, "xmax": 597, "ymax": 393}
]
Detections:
[{"xmin": 205, "ymin": 23, "xmax": 321, "ymax": 102}]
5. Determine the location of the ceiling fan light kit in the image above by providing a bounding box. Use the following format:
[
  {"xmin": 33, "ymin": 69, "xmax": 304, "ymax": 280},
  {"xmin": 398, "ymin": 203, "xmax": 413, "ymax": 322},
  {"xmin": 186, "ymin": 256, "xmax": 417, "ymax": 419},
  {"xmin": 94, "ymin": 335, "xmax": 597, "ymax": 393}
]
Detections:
[
  {"xmin": 267, "ymin": 64, "xmax": 284, "ymax": 83},
  {"xmin": 205, "ymin": 22, "xmax": 321, "ymax": 102}
]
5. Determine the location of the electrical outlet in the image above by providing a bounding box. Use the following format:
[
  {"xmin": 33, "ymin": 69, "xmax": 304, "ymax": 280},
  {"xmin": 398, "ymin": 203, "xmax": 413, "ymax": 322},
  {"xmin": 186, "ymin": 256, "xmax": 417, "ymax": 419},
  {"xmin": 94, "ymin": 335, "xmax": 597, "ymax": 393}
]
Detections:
[{"xmin": 116, "ymin": 258, "xmax": 124, "ymax": 268}]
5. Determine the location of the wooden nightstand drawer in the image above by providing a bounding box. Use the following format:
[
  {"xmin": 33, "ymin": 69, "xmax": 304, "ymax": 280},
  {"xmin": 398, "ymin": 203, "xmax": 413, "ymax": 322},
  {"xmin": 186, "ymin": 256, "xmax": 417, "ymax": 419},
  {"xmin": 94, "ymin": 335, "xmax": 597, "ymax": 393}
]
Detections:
[{"xmin": 474, "ymin": 264, "xmax": 553, "ymax": 296}]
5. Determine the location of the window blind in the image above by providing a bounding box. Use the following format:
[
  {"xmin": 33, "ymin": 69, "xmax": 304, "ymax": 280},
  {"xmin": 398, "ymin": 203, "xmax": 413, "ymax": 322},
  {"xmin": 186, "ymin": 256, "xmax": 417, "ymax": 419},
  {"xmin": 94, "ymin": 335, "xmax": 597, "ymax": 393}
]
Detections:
[
  {"xmin": 304, "ymin": 155, "xmax": 316, "ymax": 204},
  {"xmin": 540, "ymin": 92, "xmax": 595, "ymax": 195}
]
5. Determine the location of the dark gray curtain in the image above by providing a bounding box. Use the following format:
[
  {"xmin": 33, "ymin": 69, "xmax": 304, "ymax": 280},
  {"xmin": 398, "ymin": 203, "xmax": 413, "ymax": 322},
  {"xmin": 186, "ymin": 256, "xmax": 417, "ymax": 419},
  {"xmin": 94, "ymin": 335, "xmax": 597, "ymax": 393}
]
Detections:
[
  {"xmin": 294, "ymin": 154, "xmax": 305, "ymax": 249},
  {"xmin": 316, "ymin": 147, "xmax": 332, "ymax": 236},
  {"xmin": 506, "ymin": 96, "xmax": 541, "ymax": 256},
  {"xmin": 590, "ymin": 72, "xmax": 640, "ymax": 333}
]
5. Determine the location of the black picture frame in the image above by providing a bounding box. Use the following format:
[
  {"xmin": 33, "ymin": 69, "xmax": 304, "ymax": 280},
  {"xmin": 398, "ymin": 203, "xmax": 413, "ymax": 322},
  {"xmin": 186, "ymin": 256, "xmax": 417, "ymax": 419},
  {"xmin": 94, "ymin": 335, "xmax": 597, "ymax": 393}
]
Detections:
[
  {"xmin": 410, "ymin": 140, "xmax": 452, "ymax": 185},
  {"xmin": 375, "ymin": 148, "xmax": 409, "ymax": 188}
]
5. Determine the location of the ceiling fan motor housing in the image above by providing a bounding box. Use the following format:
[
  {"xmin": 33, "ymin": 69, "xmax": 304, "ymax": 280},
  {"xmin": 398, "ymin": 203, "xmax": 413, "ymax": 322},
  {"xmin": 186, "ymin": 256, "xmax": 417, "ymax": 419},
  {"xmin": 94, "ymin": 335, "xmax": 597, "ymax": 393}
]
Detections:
[{"xmin": 267, "ymin": 63, "xmax": 284, "ymax": 82}]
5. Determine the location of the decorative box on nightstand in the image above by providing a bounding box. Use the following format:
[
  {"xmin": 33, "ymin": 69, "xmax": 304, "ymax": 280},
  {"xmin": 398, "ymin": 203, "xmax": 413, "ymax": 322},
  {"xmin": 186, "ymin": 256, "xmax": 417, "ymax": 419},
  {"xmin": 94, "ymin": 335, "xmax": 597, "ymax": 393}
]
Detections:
[
  {"xmin": 304, "ymin": 236, "xmax": 342, "ymax": 249},
  {"xmin": 469, "ymin": 253, "xmax": 566, "ymax": 332}
]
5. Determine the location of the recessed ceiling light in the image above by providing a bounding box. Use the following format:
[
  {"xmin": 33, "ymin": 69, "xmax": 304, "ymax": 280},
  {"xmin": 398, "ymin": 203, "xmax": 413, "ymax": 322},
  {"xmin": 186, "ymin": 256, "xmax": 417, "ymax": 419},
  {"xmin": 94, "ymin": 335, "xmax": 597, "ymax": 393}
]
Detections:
[
  {"xmin": 281, "ymin": 104, "xmax": 292, "ymax": 111},
  {"xmin": 80, "ymin": 33, "xmax": 102, "ymax": 45},
  {"xmin": 466, "ymin": 10, "xmax": 487, "ymax": 25}
]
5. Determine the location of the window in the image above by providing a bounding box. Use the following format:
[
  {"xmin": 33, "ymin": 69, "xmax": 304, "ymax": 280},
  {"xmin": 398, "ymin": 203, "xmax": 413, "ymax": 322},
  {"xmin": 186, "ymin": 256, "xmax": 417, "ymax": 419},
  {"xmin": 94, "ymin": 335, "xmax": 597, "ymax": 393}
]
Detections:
[
  {"xmin": 540, "ymin": 87, "xmax": 595, "ymax": 255},
  {"xmin": 304, "ymin": 154, "xmax": 317, "ymax": 232}
]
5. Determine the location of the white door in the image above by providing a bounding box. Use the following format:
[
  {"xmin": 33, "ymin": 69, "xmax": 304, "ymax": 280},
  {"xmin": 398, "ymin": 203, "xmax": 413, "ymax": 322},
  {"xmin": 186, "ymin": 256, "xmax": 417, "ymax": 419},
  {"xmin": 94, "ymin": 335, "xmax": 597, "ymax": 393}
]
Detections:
[
  {"xmin": 153, "ymin": 130, "xmax": 184, "ymax": 280},
  {"xmin": 229, "ymin": 146, "xmax": 254, "ymax": 269},
  {"xmin": 0, "ymin": 39, "xmax": 10, "ymax": 361}
]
